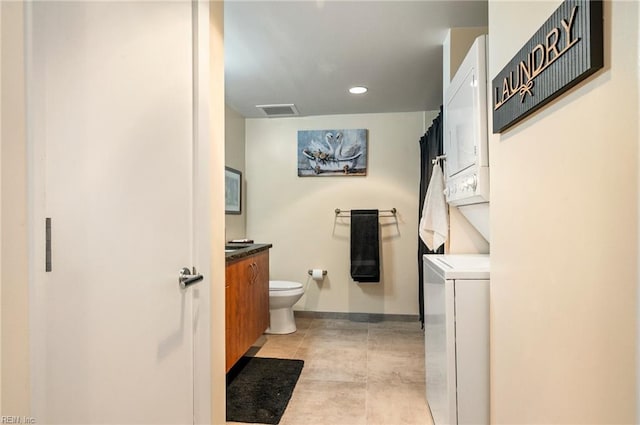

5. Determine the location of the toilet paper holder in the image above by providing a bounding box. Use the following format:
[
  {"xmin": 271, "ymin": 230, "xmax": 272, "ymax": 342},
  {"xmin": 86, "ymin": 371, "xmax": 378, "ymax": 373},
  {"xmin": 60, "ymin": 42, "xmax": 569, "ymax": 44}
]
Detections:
[{"xmin": 308, "ymin": 269, "xmax": 327, "ymax": 276}]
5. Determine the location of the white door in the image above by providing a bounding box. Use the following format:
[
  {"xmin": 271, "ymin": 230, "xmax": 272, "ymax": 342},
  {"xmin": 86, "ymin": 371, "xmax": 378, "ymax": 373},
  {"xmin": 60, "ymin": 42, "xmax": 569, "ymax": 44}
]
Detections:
[{"xmin": 26, "ymin": 2, "xmax": 205, "ymax": 423}]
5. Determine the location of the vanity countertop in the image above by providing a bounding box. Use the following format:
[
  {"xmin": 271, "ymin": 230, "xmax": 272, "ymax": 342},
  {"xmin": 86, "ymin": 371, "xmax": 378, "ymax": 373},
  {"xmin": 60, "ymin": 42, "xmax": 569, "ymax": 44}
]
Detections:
[{"xmin": 225, "ymin": 243, "xmax": 272, "ymax": 262}]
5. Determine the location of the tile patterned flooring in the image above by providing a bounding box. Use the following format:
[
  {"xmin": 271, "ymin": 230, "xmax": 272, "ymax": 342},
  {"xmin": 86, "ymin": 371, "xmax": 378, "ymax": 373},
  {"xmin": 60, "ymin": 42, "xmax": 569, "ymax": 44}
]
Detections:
[{"xmin": 227, "ymin": 316, "xmax": 434, "ymax": 425}]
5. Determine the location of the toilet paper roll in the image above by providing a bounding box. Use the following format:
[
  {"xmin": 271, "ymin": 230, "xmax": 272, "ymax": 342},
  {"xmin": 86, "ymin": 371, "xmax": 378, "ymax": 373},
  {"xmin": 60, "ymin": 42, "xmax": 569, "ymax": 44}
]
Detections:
[{"xmin": 311, "ymin": 269, "xmax": 324, "ymax": 281}]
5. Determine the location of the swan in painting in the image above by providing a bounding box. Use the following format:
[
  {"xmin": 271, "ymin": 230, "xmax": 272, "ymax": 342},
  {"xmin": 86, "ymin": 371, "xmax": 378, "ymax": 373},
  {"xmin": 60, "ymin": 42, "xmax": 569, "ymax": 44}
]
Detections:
[
  {"xmin": 335, "ymin": 132, "xmax": 361, "ymax": 159},
  {"xmin": 323, "ymin": 132, "xmax": 336, "ymax": 156},
  {"xmin": 306, "ymin": 132, "xmax": 336, "ymax": 160}
]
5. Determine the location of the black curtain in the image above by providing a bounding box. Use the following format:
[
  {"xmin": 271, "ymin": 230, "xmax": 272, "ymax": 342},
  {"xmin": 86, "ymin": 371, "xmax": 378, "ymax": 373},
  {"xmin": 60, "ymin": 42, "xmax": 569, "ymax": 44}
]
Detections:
[{"xmin": 418, "ymin": 107, "xmax": 445, "ymax": 327}]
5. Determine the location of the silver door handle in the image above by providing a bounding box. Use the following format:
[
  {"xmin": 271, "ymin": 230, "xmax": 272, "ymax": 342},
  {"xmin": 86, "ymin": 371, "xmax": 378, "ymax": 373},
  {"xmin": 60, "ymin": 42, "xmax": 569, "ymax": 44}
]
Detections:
[{"xmin": 179, "ymin": 267, "xmax": 203, "ymax": 289}]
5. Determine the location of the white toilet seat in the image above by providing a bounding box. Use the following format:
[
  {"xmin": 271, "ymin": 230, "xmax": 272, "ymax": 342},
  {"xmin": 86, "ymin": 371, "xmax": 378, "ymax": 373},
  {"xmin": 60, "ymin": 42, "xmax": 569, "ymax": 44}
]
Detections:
[
  {"xmin": 269, "ymin": 280, "xmax": 303, "ymax": 291},
  {"xmin": 269, "ymin": 288, "xmax": 304, "ymax": 298}
]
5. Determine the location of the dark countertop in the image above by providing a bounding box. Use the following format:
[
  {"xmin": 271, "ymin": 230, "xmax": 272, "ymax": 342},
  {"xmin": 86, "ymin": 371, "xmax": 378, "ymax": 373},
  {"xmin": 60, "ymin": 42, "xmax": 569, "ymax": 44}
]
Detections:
[{"xmin": 225, "ymin": 243, "xmax": 272, "ymax": 262}]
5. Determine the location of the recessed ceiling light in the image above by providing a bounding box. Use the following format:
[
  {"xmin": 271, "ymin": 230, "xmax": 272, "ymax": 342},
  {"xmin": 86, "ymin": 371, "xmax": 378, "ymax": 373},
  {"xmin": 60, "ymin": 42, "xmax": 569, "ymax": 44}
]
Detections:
[{"xmin": 349, "ymin": 86, "xmax": 368, "ymax": 94}]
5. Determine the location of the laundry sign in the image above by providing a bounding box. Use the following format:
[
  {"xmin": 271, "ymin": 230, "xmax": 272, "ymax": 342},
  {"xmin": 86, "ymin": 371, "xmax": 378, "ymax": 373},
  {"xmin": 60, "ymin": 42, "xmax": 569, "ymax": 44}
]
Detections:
[{"xmin": 492, "ymin": 0, "xmax": 603, "ymax": 133}]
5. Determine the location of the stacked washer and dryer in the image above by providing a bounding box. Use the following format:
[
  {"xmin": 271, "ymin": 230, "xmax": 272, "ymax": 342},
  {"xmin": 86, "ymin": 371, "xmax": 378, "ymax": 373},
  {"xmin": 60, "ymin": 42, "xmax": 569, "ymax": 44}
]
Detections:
[{"xmin": 424, "ymin": 35, "xmax": 490, "ymax": 425}]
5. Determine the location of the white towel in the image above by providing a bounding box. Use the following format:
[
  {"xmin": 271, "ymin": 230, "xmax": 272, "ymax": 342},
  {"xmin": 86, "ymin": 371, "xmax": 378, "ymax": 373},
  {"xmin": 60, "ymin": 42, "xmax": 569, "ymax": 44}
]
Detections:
[{"xmin": 419, "ymin": 163, "xmax": 449, "ymax": 250}]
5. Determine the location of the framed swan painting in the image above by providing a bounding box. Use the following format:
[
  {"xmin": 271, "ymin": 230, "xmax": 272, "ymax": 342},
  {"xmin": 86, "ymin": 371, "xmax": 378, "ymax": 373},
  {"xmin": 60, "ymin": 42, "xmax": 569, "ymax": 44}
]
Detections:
[{"xmin": 297, "ymin": 129, "xmax": 368, "ymax": 177}]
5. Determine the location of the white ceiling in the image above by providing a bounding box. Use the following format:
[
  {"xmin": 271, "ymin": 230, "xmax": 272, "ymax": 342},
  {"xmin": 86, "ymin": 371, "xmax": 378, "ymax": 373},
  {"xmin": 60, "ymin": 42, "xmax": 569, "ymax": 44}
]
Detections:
[{"xmin": 224, "ymin": 1, "xmax": 488, "ymax": 118}]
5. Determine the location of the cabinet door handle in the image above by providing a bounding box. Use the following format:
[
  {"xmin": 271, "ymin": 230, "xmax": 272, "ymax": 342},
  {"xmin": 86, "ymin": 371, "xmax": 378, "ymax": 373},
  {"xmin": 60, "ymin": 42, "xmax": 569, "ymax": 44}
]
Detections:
[
  {"xmin": 252, "ymin": 262, "xmax": 259, "ymax": 284},
  {"xmin": 248, "ymin": 262, "xmax": 256, "ymax": 284}
]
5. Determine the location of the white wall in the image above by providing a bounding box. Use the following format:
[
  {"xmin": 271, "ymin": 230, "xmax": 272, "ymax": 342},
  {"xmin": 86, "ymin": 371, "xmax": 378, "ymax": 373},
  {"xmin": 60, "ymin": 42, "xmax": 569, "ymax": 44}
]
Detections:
[
  {"xmin": 246, "ymin": 111, "xmax": 437, "ymax": 315},
  {"xmin": 1, "ymin": 2, "xmax": 29, "ymax": 415},
  {"xmin": 225, "ymin": 105, "xmax": 246, "ymax": 241},
  {"xmin": 489, "ymin": 1, "xmax": 638, "ymax": 422},
  {"xmin": 0, "ymin": 3, "xmax": 3, "ymax": 411}
]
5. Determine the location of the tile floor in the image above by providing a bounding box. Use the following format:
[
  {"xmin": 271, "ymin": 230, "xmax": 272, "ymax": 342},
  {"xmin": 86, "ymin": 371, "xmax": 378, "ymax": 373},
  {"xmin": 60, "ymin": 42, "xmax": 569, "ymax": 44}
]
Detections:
[{"xmin": 227, "ymin": 316, "xmax": 434, "ymax": 425}]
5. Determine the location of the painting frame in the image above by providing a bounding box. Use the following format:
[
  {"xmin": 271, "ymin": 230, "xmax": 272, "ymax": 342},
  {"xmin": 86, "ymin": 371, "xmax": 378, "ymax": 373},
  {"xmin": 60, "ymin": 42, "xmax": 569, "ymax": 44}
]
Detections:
[
  {"xmin": 297, "ymin": 129, "xmax": 368, "ymax": 177},
  {"xmin": 225, "ymin": 166, "xmax": 242, "ymax": 215}
]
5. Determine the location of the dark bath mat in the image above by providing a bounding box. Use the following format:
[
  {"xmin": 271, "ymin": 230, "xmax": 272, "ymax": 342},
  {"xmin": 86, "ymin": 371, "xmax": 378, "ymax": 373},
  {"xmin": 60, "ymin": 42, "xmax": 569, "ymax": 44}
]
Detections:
[{"xmin": 226, "ymin": 356, "xmax": 304, "ymax": 424}]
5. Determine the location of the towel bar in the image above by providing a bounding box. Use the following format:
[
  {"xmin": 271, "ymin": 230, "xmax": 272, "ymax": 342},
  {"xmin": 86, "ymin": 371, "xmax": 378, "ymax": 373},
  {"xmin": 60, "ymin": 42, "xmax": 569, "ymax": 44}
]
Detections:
[{"xmin": 335, "ymin": 208, "xmax": 396, "ymax": 217}]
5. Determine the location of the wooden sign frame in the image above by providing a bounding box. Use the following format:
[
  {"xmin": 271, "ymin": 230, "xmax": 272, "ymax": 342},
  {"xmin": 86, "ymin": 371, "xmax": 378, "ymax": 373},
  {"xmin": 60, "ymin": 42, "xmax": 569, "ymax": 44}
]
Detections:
[{"xmin": 492, "ymin": 0, "xmax": 603, "ymax": 133}]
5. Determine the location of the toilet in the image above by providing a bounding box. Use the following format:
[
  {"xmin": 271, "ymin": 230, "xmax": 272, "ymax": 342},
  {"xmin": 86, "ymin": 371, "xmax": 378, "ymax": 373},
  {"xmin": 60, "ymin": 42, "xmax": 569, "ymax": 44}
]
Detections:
[{"xmin": 266, "ymin": 280, "xmax": 305, "ymax": 334}]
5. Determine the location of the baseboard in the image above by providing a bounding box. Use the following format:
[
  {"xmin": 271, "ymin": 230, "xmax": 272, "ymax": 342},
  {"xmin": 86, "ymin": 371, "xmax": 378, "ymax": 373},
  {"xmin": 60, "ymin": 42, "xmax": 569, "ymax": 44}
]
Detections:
[{"xmin": 293, "ymin": 310, "xmax": 419, "ymax": 323}]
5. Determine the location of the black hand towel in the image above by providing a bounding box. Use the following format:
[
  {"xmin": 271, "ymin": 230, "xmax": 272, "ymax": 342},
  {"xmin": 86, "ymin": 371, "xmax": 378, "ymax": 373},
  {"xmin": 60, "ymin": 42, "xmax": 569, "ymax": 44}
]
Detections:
[{"xmin": 350, "ymin": 209, "xmax": 380, "ymax": 282}]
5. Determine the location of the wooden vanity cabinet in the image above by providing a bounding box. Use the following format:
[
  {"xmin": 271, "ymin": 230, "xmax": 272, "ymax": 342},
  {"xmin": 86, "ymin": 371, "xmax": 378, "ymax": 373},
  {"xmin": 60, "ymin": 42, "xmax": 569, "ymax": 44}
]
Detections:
[{"xmin": 225, "ymin": 249, "xmax": 270, "ymax": 372}]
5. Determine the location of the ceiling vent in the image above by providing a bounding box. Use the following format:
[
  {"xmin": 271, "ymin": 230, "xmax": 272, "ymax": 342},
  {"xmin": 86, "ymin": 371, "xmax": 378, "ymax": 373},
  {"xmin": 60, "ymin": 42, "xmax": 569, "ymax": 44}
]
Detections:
[{"xmin": 256, "ymin": 103, "xmax": 299, "ymax": 117}]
